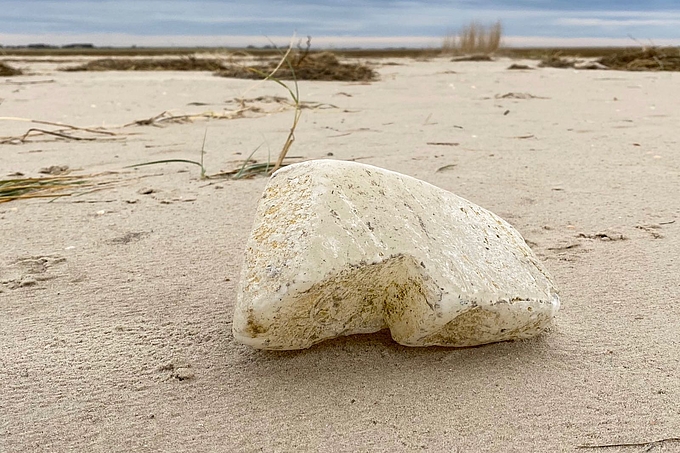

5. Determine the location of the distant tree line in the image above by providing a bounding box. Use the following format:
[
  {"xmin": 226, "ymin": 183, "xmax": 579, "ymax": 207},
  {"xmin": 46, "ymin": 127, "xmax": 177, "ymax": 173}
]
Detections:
[{"xmin": 0, "ymin": 43, "xmax": 95, "ymax": 49}]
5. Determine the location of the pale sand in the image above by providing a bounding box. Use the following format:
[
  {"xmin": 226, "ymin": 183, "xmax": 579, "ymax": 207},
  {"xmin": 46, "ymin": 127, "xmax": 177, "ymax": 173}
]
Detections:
[{"xmin": 1, "ymin": 57, "xmax": 679, "ymax": 452}]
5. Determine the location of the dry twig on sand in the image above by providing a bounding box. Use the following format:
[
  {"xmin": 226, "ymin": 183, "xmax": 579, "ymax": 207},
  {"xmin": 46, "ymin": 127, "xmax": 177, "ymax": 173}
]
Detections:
[
  {"xmin": 577, "ymin": 436, "xmax": 680, "ymax": 450},
  {"xmin": 122, "ymin": 109, "xmax": 260, "ymax": 127},
  {"xmin": 123, "ymin": 93, "xmax": 336, "ymax": 129},
  {"xmin": 229, "ymin": 95, "xmax": 337, "ymax": 111},
  {"xmin": 0, "ymin": 117, "xmax": 121, "ymax": 144},
  {"xmin": 495, "ymin": 92, "xmax": 549, "ymax": 100},
  {"xmin": 0, "ymin": 95, "xmax": 306, "ymax": 143}
]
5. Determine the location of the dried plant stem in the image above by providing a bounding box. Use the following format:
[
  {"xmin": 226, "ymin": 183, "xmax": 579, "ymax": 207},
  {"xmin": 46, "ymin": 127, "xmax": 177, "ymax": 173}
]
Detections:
[
  {"xmin": 443, "ymin": 20, "xmax": 503, "ymax": 55},
  {"xmin": 0, "ymin": 117, "xmax": 117, "ymax": 136},
  {"xmin": 123, "ymin": 108, "xmax": 257, "ymax": 127},
  {"xmin": 273, "ymin": 107, "xmax": 301, "ymax": 173},
  {"xmin": 577, "ymin": 436, "xmax": 680, "ymax": 450},
  {"xmin": 20, "ymin": 128, "xmax": 99, "ymax": 142},
  {"xmin": 247, "ymin": 38, "xmax": 302, "ymax": 174}
]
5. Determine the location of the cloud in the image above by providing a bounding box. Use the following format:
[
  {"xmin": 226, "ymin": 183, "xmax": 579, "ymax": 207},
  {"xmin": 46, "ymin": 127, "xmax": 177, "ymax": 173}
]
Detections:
[
  {"xmin": 556, "ymin": 18, "xmax": 680, "ymax": 27},
  {"xmin": 0, "ymin": 32, "xmax": 441, "ymax": 48},
  {"xmin": 505, "ymin": 35, "xmax": 680, "ymax": 47},
  {"xmin": 1, "ymin": 1, "xmax": 680, "ymax": 46}
]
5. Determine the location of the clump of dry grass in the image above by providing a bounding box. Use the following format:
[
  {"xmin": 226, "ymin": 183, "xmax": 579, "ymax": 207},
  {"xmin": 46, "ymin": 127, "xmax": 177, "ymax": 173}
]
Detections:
[
  {"xmin": 597, "ymin": 47, "xmax": 680, "ymax": 71},
  {"xmin": 443, "ymin": 21, "xmax": 503, "ymax": 56},
  {"xmin": 0, "ymin": 175, "xmax": 93, "ymax": 202},
  {"xmin": 507, "ymin": 63, "xmax": 534, "ymax": 70},
  {"xmin": 451, "ymin": 54, "xmax": 494, "ymax": 62},
  {"xmin": 216, "ymin": 52, "xmax": 378, "ymax": 82},
  {"xmin": 62, "ymin": 56, "xmax": 225, "ymax": 72},
  {"xmin": 60, "ymin": 50, "xmax": 378, "ymax": 81},
  {"xmin": 0, "ymin": 62, "xmax": 23, "ymax": 76},
  {"xmin": 537, "ymin": 47, "xmax": 680, "ymax": 71},
  {"xmin": 538, "ymin": 54, "xmax": 576, "ymax": 68}
]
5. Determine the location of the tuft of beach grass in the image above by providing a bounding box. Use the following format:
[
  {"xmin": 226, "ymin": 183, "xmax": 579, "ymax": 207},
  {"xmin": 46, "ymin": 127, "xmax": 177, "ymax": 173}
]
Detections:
[
  {"xmin": 0, "ymin": 175, "xmax": 92, "ymax": 203},
  {"xmin": 128, "ymin": 36, "xmax": 306, "ymax": 179},
  {"xmin": 442, "ymin": 21, "xmax": 503, "ymax": 56}
]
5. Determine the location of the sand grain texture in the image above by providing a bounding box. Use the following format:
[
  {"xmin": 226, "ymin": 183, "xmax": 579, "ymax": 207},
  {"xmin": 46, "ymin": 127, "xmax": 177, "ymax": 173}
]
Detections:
[{"xmin": 1, "ymin": 57, "xmax": 679, "ymax": 452}]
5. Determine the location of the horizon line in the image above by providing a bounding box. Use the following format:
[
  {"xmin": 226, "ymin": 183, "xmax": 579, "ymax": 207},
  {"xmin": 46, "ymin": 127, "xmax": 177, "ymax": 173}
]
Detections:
[{"xmin": 2, "ymin": 34, "xmax": 680, "ymax": 49}]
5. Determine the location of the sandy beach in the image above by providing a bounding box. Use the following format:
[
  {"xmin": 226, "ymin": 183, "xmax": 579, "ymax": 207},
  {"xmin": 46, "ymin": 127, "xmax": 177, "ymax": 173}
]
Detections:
[{"xmin": 1, "ymin": 56, "xmax": 679, "ymax": 452}]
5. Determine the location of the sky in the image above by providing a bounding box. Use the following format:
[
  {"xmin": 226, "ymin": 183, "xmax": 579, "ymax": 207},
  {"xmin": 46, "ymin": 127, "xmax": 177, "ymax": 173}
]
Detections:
[{"xmin": 1, "ymin": 0, "xmax": 679, "ymax": 48}]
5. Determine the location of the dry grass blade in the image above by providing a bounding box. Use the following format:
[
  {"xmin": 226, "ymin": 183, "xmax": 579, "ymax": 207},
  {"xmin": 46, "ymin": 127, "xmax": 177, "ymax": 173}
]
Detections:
[
  {"xmin": 0, "ymin": 117, "xmax": 118, "ymax": 134},
  {"xmin": 127, "ymin": 129, "xmax": 209, "ymax": 179},
  {"xmin": 1, "ymin": 129, "xmax": 121, "ymax": 144},
  {"xmin": 127, "ymin": 159, "xmax": 206, "ymax": 179},
  {"xmin": 230, "ymin": 95, "xmax": 336, "ymax": 111},
  {"xmin": 258, "ymin": 42, "xmax": 302, "ymax": 173},
  {"xmin": 21, "ymin": 128, "xmax": 99, "ymax": 141},
  {"xmin": 216, "ymin": 156, "xmax": 305, "ymax": 179},
  {"xmin": 210, "ymin": 163, "xmax": 269, "ymax": 179},
  {"xmin": 577, "ymin": 436, "xmax": 680, "ymax": 449},
  {"xmin": 0, "ymin": 117, "xmax": 121, "ymax": 144},
  {"xmin": 123, "ymin": 109, "xmax": 258, "ymax": 127}
]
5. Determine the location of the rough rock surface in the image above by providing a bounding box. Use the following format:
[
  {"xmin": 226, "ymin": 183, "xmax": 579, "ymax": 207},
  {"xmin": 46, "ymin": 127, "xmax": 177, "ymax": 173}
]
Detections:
[{"xmin": 233, "ymin": 160, "xmax": 560, "ymax": 349}]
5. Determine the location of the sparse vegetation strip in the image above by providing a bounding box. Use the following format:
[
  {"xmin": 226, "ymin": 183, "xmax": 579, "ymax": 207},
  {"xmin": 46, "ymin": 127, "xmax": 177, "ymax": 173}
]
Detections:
[
  {"xmin": 215, "ymin": 51, "xmax": 378, "ymax": 82},
  {"xmin": 63, "ymin": 56, "xmax": 226, "ymax": 72},
  {"xmin": 597, "ymin": 47, "xmax": 680, "ymax": 71}
]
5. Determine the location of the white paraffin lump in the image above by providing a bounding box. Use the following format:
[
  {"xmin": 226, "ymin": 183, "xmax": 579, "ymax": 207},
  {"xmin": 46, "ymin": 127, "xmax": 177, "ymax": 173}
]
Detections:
[{"xmin": 233, "ymin": 160, "xmax": 560, "ymax": 350}]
